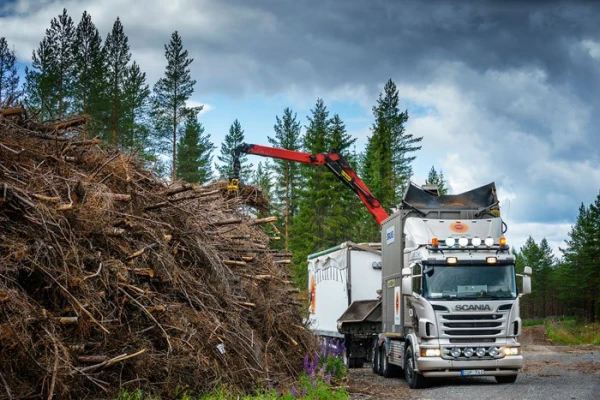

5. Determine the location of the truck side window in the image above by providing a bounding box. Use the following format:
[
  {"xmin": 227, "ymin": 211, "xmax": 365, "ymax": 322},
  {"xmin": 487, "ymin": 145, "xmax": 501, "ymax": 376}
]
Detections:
[{"xmin": 412, "ymin": 263, "xmax": 422, "ymax": 295}]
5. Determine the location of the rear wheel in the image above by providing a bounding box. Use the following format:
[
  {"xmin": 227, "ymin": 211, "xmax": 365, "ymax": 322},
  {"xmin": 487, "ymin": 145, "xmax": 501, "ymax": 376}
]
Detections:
[
  {"xmin": 378, "ymin": 346, "xmax": 385, "ymax": 375},
  {"xmin": 405, "ymin": 347, "xmax": 426, "ymax": 389},
  {"xmin": 381, "ymin": 343, "xmax": 397, "ymax": 378},
  {"xmin": 371, "ymin": 341, "xmax": 380, "ymax": 374},
  {"xmin": 495, "ymin": 374, "xmax": 518, "ymax": 384}
]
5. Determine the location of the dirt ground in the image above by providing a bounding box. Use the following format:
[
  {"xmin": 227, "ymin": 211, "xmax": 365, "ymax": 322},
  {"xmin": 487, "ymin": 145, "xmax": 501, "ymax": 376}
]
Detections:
[{"xmin": 344, "ymin": 326, "xmax": 600, "ymax": 399}]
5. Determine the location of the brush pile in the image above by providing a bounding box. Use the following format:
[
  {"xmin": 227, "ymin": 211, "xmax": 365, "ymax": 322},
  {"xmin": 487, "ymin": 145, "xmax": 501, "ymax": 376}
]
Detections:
[{"xmin": 0, "ymin": 107, "xmax": 316, "ymax": 399}]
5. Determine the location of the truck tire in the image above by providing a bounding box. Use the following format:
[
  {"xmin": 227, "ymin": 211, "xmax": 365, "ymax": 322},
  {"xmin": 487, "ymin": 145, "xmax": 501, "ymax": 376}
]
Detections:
[
  {"xmin": 348, "ymin": 357, "xmax": 363, "ymax": 368},
  {"xmin": 495, "ymin": 374, "xmax": 518, "ymax": 384},
  {"xmin": 371, "ymin": 340, "xmax": 380, "ymax": 374},
  {"xmin": 405, "ymin": 347, "xmax": 426, "ymax": 389},
  {"xmin": 381, "ymin": 343, "xmax": 397, "ymax": 378}
]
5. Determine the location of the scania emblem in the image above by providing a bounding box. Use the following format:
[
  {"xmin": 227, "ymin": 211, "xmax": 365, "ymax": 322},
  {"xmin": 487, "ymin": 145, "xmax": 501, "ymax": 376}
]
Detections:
[{"xmin": 454, "ymin": 304, "xmax": 491, "ymax": 311}]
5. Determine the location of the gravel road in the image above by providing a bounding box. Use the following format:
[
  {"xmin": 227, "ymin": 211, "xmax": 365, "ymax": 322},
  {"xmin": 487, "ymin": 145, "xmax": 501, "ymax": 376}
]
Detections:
[{"xmin": 345, "ymin": 327, "xmax": 599, "ymax": 400}]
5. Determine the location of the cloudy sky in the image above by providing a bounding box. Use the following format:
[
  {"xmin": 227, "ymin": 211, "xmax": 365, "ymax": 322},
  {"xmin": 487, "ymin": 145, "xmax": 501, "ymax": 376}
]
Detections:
[{"xmin": 2, "ymin": 0, "xmax": 600, "ymax": 256}]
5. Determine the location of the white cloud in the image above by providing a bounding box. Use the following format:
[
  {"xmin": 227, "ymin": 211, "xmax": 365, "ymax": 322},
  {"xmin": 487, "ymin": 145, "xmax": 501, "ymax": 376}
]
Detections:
[
  {"xmin": 186, "ymin": 100, "xmax": 213, "ymax": 115},
  {"xmin": 581, "ymin": 39, "xmax": 600, "ymax": 61}
]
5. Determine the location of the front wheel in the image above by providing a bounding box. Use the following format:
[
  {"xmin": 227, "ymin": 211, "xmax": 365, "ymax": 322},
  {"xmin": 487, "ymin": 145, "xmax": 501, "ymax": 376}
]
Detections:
[
  {"xmin": 405, "ymin": 347, "xmax": 426, "ymax": 389},
  {"xmin": 495, "ymin": 374, "xmax": 518, "ymax": 384}
]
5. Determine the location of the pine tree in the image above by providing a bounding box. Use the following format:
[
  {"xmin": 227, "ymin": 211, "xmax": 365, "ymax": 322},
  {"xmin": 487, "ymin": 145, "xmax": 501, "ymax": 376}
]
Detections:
[
  {"xmin": 104, "ymin": 17, "xmax": 131, "ymax": 145},
  {"xmin": 152, "ymin": 31, "xmax": 197, "ymax": 180},
  {"xmin": 24, "ymin": 9, "xmax": 76, "ymax": 120},
  {"xmin": 216, "ymin": 119, "xmax": 253, "ymax": 180},
  {"xmin": 0, "ymin": 37, "xmax": 21, "ymax": 106},
  {"xmin": 268, "ymin": 107, "xmax": 303, "ymax": 250},
  {"xmin": 51, "ymin": 9, "xmax": 76, "ymax": 119},
  {"xmin": 24, "ymin": 37, "xmax": 54, "ymax": 119},
  {"xmin": 122, "ymin": 62, "xmax": 150, "ymax": 152},
  {"xmin": 72, "ymin": 11, "xmax": 105, "ymax": 130},
  {"xmin": 364, "ymin": 78, "xmax": 422, "ymax": 209},
  {"xmin": 176, "ymin": 111, "xmax": 215, "ymax": 184},
  {"xmin": 425, "ymin": 166, "xmax": 449, "ymax": 195}
]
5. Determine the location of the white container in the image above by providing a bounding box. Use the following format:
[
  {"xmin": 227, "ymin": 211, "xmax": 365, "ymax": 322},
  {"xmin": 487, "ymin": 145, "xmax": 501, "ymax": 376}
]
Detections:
[{"xmin": 307, "ymin": 242, "xmax": 381, "ymax": 338}]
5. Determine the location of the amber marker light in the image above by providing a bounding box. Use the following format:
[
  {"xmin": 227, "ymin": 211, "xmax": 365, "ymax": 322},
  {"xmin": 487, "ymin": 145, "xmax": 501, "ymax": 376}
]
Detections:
[
  {"xmin": 431, "ymin": 237, "xmax": 439, "ymax": 246},
  {"xmin": 499, "ymin": 237, "xmax": 507, "ymax": 246}
]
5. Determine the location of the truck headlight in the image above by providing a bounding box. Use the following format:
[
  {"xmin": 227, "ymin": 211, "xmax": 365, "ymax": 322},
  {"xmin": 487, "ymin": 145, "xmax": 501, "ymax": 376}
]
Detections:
[
  {"xmin": 463, "ymin": 347, "xmax": 474, "ymax": 357},
  {"xmin": 420, "ymin": 348, "xmax": 441, "ymax": 357},
  {"xmin": 502, "ymin": 346, "xmax": 521, "ymax": 356}
]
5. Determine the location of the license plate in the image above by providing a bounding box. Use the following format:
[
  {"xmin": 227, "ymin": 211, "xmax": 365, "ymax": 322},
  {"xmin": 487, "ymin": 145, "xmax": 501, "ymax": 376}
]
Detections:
[{"xmin": 461, "ymin": 369, "xmax": 484, "ymax": 376}]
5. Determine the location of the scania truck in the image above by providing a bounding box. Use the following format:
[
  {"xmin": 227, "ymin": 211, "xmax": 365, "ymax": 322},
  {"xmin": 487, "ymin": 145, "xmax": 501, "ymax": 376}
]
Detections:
[{"xmin": 338, "ymin": 182, "xmax": 532, "ymax": 387}]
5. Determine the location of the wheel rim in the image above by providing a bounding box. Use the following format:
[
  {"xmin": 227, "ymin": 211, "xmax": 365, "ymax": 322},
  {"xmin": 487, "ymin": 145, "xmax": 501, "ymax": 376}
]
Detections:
[{"xmin": 406, "ymin": 352, "xmax": 414, "ymax": 381}]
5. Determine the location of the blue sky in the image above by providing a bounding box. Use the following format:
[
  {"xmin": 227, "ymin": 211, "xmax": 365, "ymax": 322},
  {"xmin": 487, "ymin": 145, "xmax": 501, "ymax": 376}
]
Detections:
[{"xmin": 2, "ymin": 0, "xmax": 600, "ymax": 256}]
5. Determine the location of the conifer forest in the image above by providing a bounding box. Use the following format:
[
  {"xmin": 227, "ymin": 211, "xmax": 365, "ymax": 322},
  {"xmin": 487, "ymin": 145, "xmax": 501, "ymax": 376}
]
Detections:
[{"xmin": 1, "ymin": 8, "xmax": 598, "ymax": 326}]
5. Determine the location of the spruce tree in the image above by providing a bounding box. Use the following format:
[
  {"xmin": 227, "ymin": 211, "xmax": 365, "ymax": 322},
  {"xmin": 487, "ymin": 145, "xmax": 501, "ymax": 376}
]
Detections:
[
  {"xmin": 72, "ymin": 11, "xmax": 105, "ymax": 129},
  {"xmin": 268, "ymin": 107, "xmax": 303, "ymax": 250},
  {"xmin": 537, "ymin": 238, "xmax": 556, "ymax": 317},
  {"xmin": 289, "ymin": 98, "xmax": 331, "ymax": 287},
  {"xmin": 364, "ymin": 78, "xmax": 422, "ymax": 208},
  {"xmin": 326, "ymin": 113, "xmax": 358, "ymax": 244},
  {"xmin": 176, "ymin": 111, "xmax": 215, "ymax": 184},
  {"xmin": 216, "ymin": 119, "xmax": 253, "ymax": 180},
  {"xmin": 518, "ymin": 237, "xmax": 540, "ymax": 318},
  {"xmin": 560, "ymin": 193, "xmax": 600, "ymax": 321},
  {"xmin": 152, "ymin": 31, "xmax": 196, "ymax": 180},
  {"xmin": 104, "ymin": 17, "xmax": 131, "ymax": 145},
  {"xmin": 252, "ymin": 161, "xmax": 272, "ymax": 198},
  {"xmin": 425, "ymin": 166, "xmax": 448, "ymax": 194},
  {"xmin": 0, "ymin": 37, "xmax": 20, "ymax": 106}
]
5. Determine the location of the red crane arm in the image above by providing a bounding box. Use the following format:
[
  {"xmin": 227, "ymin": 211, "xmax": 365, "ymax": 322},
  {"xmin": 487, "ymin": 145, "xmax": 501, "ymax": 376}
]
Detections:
[{"xmin": 231, "ymin": 143, "xmax": 389, "ymax": 226}]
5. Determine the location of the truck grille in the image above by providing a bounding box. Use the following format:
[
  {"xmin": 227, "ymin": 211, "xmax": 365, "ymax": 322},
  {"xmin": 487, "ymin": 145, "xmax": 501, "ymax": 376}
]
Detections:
[{"xmin": 438, "ymin": 313, "xmax": 507, "ymax": 339}]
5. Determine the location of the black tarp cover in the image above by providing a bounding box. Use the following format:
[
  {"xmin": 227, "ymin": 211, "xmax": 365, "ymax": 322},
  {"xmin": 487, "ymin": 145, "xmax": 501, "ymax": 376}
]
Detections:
[{"xmin": 402, "ymin": 182, "xmax": 498, "ymax": 211}]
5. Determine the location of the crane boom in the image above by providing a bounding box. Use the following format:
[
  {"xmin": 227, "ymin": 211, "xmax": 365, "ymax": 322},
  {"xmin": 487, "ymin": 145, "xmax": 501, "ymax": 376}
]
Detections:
[{"xmin": 229, "ymin": 143, "xmax": 389, "ymax": 226}]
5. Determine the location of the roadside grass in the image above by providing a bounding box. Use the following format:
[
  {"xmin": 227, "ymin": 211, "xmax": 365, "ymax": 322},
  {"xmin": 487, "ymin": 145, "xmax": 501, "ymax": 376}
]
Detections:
[
  {"xmin": 545, "ymin": 317, "xmax": 600, "ymax": 345},
  {"xmin": 116, "ymin": 352, "xmax": 349, "ymax": 399},
  {"xmin": 522, "ymin": 319, "xmax": 545, "ymax": 327}
]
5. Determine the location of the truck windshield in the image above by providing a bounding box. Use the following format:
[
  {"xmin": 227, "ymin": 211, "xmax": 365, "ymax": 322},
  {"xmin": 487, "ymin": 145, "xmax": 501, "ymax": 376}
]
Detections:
[{"xmin": 422, "ymin": 264, "xmax": 517, "ymax": 300}]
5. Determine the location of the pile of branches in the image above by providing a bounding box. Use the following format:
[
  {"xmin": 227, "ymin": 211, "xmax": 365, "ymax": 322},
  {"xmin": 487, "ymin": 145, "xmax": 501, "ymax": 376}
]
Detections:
[{"xmin": 0, "ymin": 107, "xmax": 316, "ymax": 399}]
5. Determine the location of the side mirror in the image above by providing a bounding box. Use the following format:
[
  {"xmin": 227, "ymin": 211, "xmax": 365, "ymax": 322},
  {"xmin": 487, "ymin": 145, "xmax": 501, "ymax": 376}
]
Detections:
[
  {"xmin": 522, "ymin": 275, "xmax": 531, "ymax": 295},
  {"xmin": 524, "ymin": 266, "xmax": 532, "ymax": 275},
  {"xmin": 402, "ymin": 276, "xmax": 412, "ymax": 295}
]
